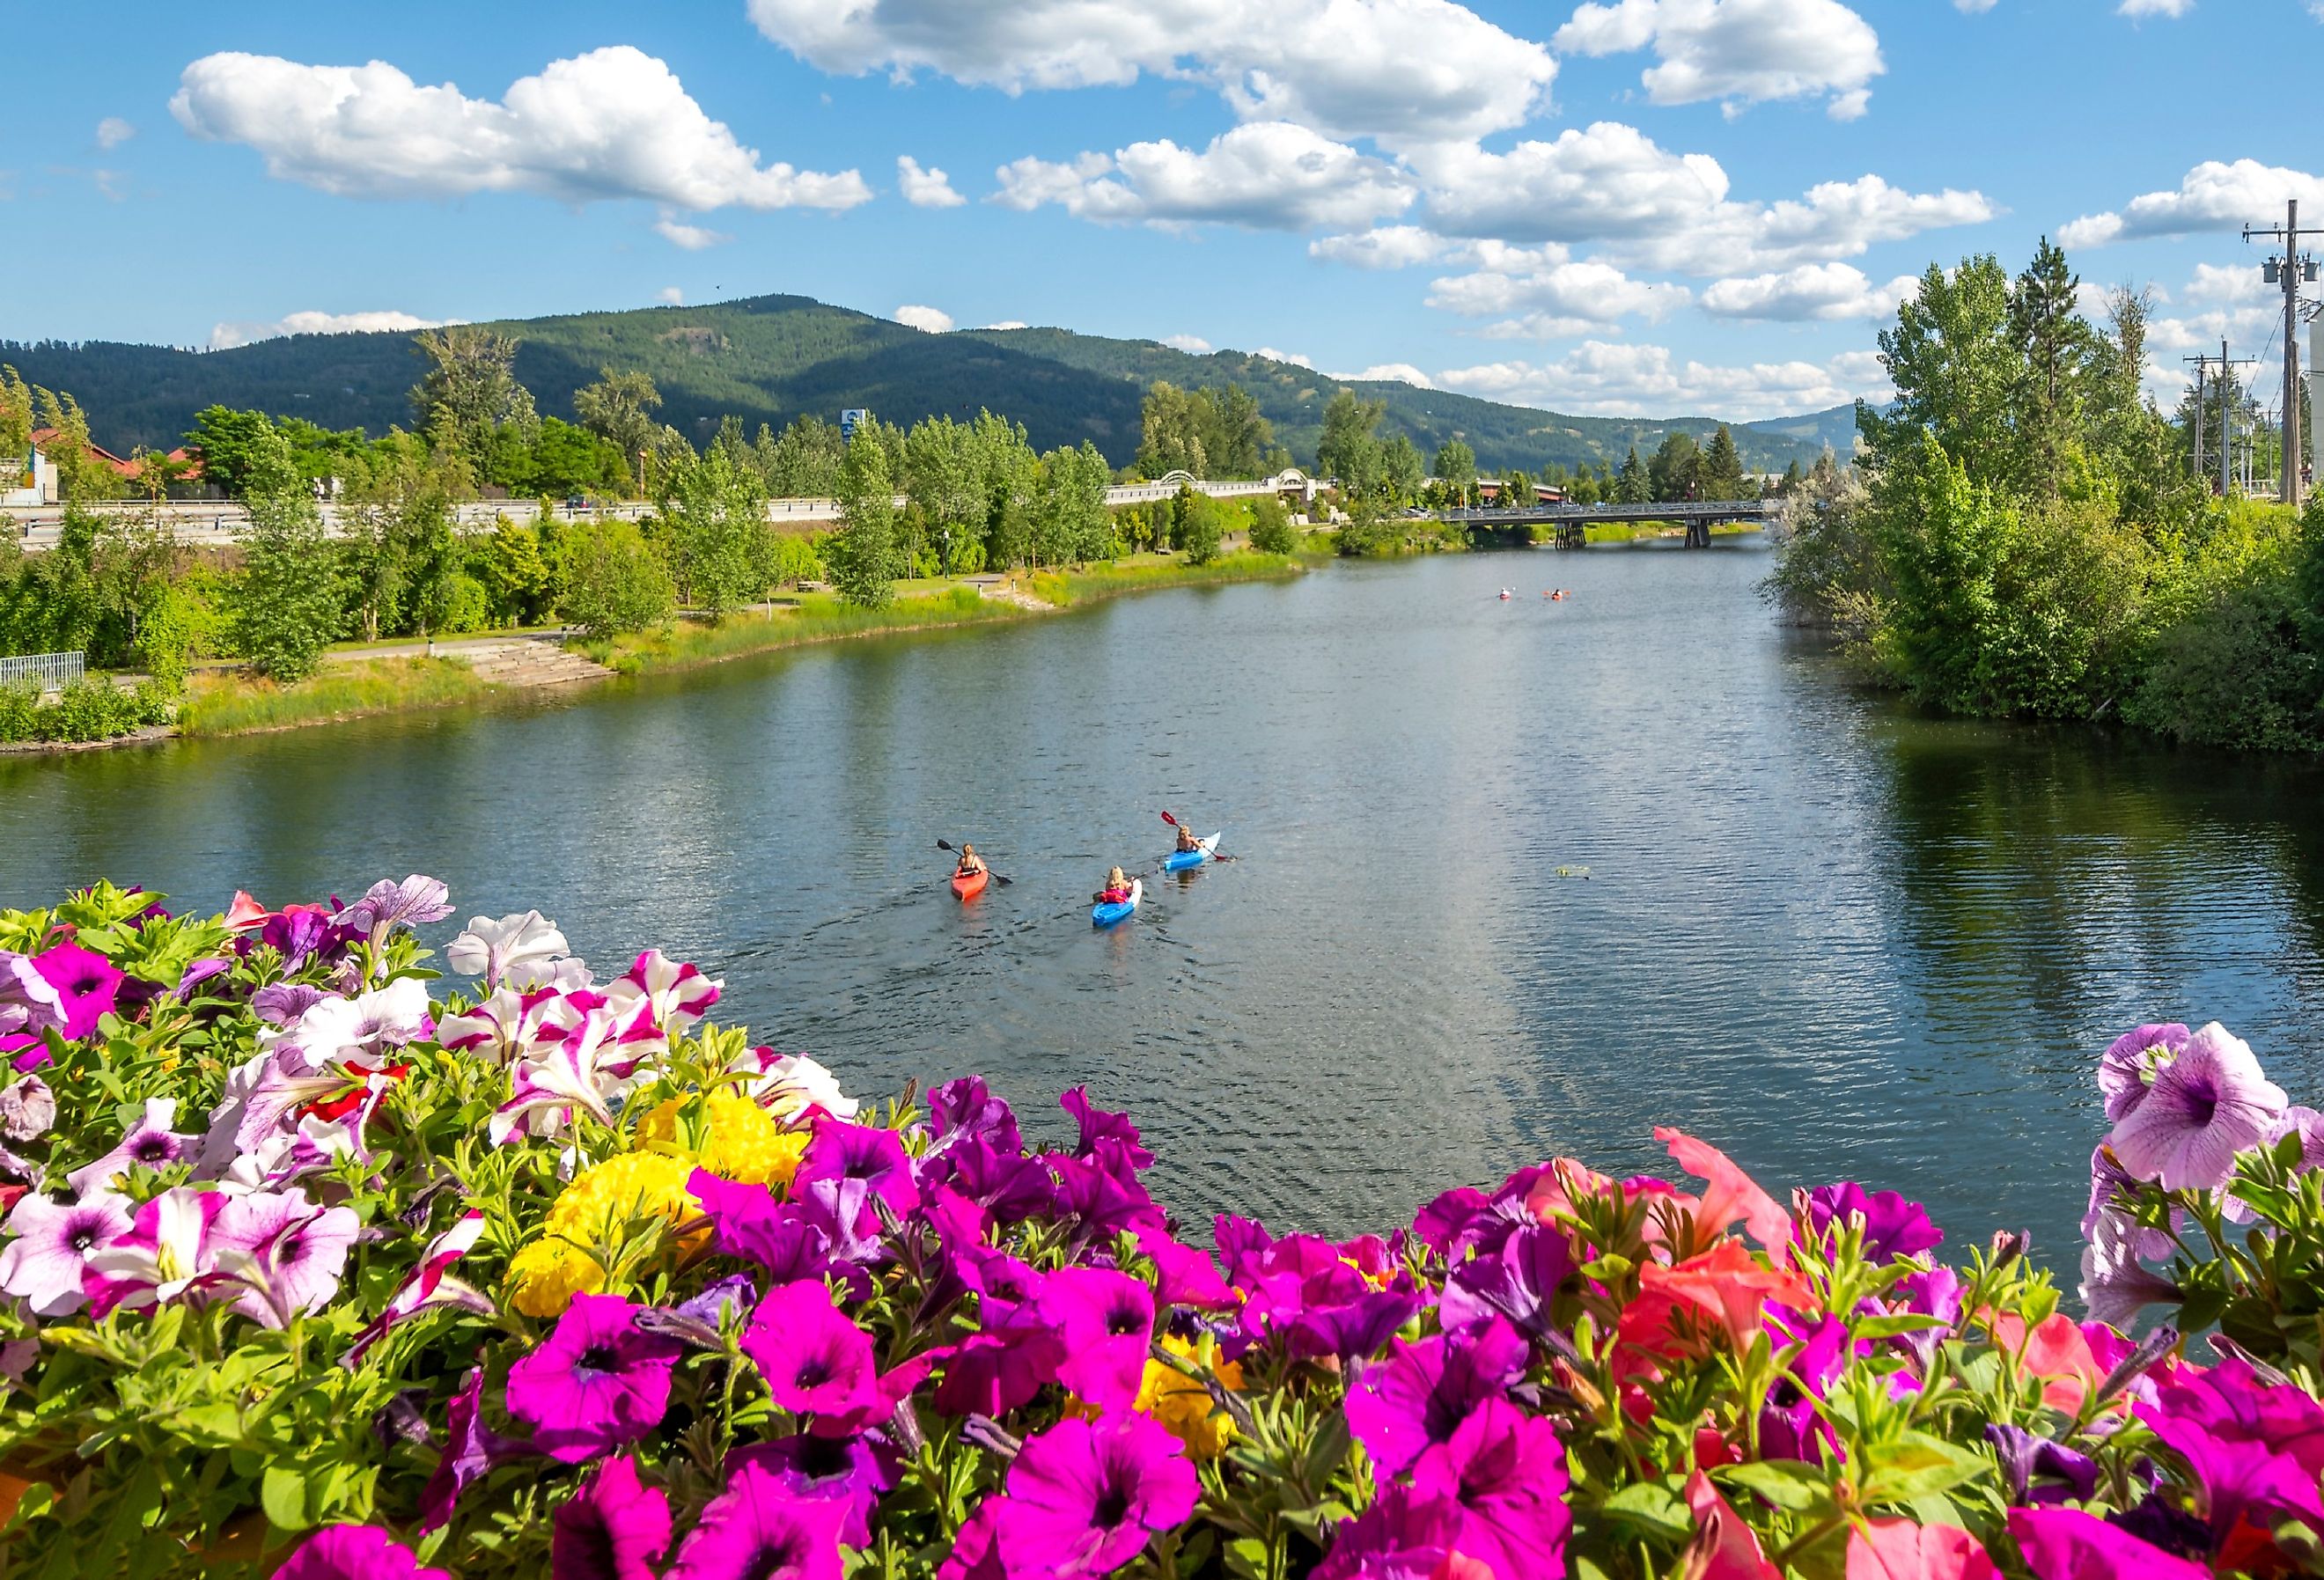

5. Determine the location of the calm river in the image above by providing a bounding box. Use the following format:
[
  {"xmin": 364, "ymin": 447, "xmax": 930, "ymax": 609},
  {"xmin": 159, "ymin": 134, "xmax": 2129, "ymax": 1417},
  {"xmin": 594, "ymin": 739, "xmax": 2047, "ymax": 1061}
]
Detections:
[{"xmin": 8, "ymin": 544, "xmax": 2324, "ymax": 1266}]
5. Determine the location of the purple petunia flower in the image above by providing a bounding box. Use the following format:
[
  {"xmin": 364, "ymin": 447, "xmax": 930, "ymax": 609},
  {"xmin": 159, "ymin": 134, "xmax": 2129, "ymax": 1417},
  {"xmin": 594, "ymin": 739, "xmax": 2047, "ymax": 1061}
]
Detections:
[
  {"xmin": 1410, "ymin": 1187, "xmax": 1493, "ymax": 1258},
  {"xmin": 268, "ymin": 1524, "xmax": 452, "ymax": 1580},
  {"xmin": 934, "ymin": 1135, "xmax": 1054, "ymax": 1224},
  {"xmin": 1059, "ymin": 1088, "xmax": 1153, "ymax": 1172},
  {"xmin": 505, "ymin": 1293, "xmax": 682, "ymax": 1463},
  {"xmin": 1890, "ymin": 1264, "xmax": 1965, "ymax": 1373},
  {"xmin": 1344, "ymin": 1317, "xmax": 1527, "ymax": 1479},
  {"xmin": 992, "ymin": 1412, "xmax": 1199, "ymax": 1578},
  {"xmin": 254, "ymin": 982, "xmax": 332, "ymax": 1028},
  {"xmin": 2078, "ymin": 1211, "xmax": 2183, "ymax": 1330},
  {"xmin": 1986, "ymin": 1423, "xmax": 2100, "ymax": 1507},
  {"xmin": 174, "ymin": 958, "xmax": 232, "ymax": 1003},
  {"xmin": 933, "ymin": 1256, "xmax": 1069, "ymax": 1419},
  {"xmin": 1313, "ymin": 1481, "xmax": 1466, "ymax": 1580},
  {"xmin": 1038, "ymin": 1266, "xmax": 1154, "ymax": 1413},
  {"xmin": 0, "ymin": 1074, "xmax": 55, "ymax": 1143},
  {"xmin": 926, "ymin": 1075, "xmax": 1023, "ymax": 1157},
  {"xmin": 0, "ymin": 1190, "xmax": 133, "ymax": 1316},
  {"xmin": 1043, "ymin": 1148, "xmax": 1165, "ymax": 1239},
  {"xmin": 793, "ymin": 1119, "xmax": 918, "ymax": 1228},
  {"xmin": 67, "ymin": 1097, "xmax": 201, "ymax": 1196},
  {"xmin": 2107, "ymin": 1492, "xmax": 2215, "ymax": 1563},
  {"xmin": 1759, "ymin": 1304, "xmax": 1850, "ymax": 1463},
  {"xmin": 730, "ymin": 1431, "xmax": 895, "ymax": 1547},
  {"xmin": 668, "ymin": 1459, "xmax": 847, "ymax": 1580},
  {"xmin": 2100, "ymin": 1023, "xmax": 2191, "ymax": 1123},
  {"xmin": 210, "ymin": 1187, "xmax": 360, "ymax": 1327},
  {"xmin": 2108, "ymin": 1023, "xmax": 2285, "ymax": 1192},
  {"xmin": 742, "ymin": 1279, "xmax": 879, "ymax": 1418},
  {"xmin": 419, "ymin": 1366, "xmax": 537, "ymax": 1533},
  {"xmin": 1132, "ymin": 1227, "xmax": 1235, "ymax": 1311},
  {"xmin": 1408, "ymin": 1396, "xmax": 1571, "ymax": 1580},
  {"xmin": 334, "ymin": 876, "xmax": 454, "ymax": 939},
  {"xmin": 1439, "ymin": 1224, "xmax": 1572, "ymax": 1342},
  {"xmin": 2006, "ymin": 1506, "xmax": 2209, "ymax": 1580},
  {"xmin": 257, "ymin": 907, "xmax": 339, "ymax": 974},
  {"xmin": 1797, "ymin": 1182, "xmax": 1942, "ymax": 1262},
  {"xmin": 552, "ymin": 1455, "xmax": 673, "ymax": 1580}
]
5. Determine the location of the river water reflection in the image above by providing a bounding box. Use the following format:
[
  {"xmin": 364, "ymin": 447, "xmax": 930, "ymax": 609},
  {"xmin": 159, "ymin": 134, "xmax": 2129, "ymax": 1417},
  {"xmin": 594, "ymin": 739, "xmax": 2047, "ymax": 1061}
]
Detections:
[{"xmin": 7, "ymin": 543, "xmax": 2324, "ymax": 1266}]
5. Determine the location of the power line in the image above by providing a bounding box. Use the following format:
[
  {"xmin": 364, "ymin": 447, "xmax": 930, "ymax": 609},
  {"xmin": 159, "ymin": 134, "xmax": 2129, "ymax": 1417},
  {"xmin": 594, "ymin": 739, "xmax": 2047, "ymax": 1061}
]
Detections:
[{"xmin": 2244, "ymin": 199, "xmax": 2320, "ymax": 506}]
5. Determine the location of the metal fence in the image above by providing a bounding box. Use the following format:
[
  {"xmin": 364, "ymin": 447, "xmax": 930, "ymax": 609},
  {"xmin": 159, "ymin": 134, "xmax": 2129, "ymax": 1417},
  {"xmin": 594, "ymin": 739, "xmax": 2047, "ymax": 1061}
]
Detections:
[{"xmin": 0, "ymin": 651, "xmax": 84, "ymax": 692}]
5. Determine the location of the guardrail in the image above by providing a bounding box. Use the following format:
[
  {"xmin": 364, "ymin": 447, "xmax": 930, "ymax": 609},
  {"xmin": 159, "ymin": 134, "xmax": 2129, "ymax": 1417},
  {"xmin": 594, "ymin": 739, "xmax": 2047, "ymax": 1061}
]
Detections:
[{"xmin": 0, "ymin": 651, "xmax": 85, "ymax": 692}]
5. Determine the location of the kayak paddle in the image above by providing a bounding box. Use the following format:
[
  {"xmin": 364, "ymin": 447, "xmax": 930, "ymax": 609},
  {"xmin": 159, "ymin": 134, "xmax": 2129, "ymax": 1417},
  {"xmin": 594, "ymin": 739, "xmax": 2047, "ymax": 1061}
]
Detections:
[{"xmin": 934, "ymin": 839, "xmax": 1012, "ymax": 886}]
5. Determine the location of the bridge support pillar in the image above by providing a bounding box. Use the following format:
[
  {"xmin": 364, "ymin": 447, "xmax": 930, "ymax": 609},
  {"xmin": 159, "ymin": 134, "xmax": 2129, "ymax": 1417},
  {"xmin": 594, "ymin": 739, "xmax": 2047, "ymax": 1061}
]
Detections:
[
  {"xmin": 1555, "ymin": 521, "xmax": 1585, "ymax": 549},
  {"xmin": 1684, "ymin": 519, "xmax": 1710, "ymax": 549}
]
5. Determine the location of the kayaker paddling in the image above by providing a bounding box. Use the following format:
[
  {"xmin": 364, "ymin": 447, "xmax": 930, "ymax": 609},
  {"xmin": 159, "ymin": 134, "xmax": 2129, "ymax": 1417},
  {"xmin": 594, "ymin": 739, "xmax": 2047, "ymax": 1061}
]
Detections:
[
  {"xmin": 1094, "ymin": 866, "xmax": 1133, "ymax": 905},
  {"xmin": 954, "ymin": 843, "xmax": 987, "ymax": 878}
]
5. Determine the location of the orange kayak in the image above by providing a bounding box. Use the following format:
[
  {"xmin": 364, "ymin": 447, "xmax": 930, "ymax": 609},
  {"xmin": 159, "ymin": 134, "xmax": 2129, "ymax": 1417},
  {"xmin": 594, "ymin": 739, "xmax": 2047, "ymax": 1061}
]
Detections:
[{"xmin": 951, "ymin": 868, "xmax": 989, "ymax": 901}]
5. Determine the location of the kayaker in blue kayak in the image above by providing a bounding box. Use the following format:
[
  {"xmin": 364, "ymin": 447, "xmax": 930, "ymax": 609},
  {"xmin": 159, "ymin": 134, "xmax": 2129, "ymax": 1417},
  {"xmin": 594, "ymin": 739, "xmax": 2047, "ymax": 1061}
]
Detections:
[
  {"xmin": 1093, "ymin": 866, "xmax": 1133, "ymax": 906},
  {"xmin": 1168, "ymin": 818, "xmax": 1201, "ymax": 855}
]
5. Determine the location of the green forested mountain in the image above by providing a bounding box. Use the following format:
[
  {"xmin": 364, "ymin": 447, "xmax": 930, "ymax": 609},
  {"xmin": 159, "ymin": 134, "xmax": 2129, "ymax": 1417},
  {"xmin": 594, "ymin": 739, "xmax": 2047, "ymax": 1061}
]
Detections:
[{"xmin": 4, "ymin": 293, "xmax": 1843, "ymax": 476}]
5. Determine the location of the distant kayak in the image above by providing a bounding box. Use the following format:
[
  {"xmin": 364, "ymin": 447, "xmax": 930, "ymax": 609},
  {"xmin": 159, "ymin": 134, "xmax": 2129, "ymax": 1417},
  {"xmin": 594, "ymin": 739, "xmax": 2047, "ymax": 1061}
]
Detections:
[
  {"xmin": 1091, "ymin": 878, "xmax": 1142, "ymax": 928},
  {"xmin": 950, "ymin": 868, "xmax": 989, "ymax": 901},
  {"xmin": 1163, "ymin": 832, "xmax": 1223, "ymax": 872}
]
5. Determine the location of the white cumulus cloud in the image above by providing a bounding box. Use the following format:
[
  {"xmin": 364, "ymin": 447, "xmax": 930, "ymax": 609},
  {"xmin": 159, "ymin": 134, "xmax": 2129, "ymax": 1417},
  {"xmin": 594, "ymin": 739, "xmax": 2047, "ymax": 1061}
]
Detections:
[
  {"xmin": 2059, "ymin": 158, "xmax": 2324, "ymax": 247},
  {"xmin": 1409, "ymin": 126, "xmax": 1991, "ymax": 273},
  {"xmin": 897, "ymin": 155, "xmax": 967, "ymax": 208},
  {"xmin": 655, "ymin": 215, "xmax": 730, "ymax": 249},
  {"xmin": 981, "ymin": 320, "xmax": 1030, "ymax": 330},
  {"xmin": 1255, "ymin": 347, "xmax": 1316, "ymax": 368},
  {"xmin": 1426, "ymin": 244, "xmax": 1691, "ymax": 334},
  {"xmin": 172, "ymin": 46, "xmax": 872, "ymax": 214},
  {"xmin": 994, "ymin": 121, "xmax": 1416, "ymax": 231},
  {"xmin": 1334, "ymin": 363, "xmax": 1436, "ymax": 387},
  {"xmin": 95, "ymin": 117, "xmax": 136, "ymax": 150},
  {"xmin": 210, "ymin": 308, "xmax": 459, "ymax": 351},
  {"xmin": 1553, "ymin": 0, "xmax": 1884, "ymax": 120},
  {"xmin": 746, "ymin": 0, "xmax": 1555, "ymax": 149},
  {"xmin": 894, "ymin": 304, "xmax": 956, "ymax": 334},
  {"xmin": 657, "ymin": 287, "xmax": 685, "ymax": 305},
  {"xmin": 1435, "ymin": 340, "xmax": 1888, "ymax": 420},
  {"xmin": 2118, "ymin": 0, "xmax": 2192, "ymax": 16},
  {"xmin": 1161, "ymin": 333, "xmax": 1215, "ymax": 352},
  {"xmin": 1308, "ymin": 225, "xmax": 1451, "ymax": 269},
  {"xmin": 1699, "ymin": 262, "xmax": 1917, "ymax": 320}
]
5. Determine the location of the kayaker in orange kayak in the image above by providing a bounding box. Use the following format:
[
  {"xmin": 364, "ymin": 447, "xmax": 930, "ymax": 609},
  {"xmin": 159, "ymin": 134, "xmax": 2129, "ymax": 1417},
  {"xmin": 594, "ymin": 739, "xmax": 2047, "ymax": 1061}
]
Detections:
[
  {"xmin": 954, "ymin": 843, "xmax": 987, "ymax": 878},
  {"xmin": 1093, "ymin": 866, "xmax": 1133, "ymax": 904}
]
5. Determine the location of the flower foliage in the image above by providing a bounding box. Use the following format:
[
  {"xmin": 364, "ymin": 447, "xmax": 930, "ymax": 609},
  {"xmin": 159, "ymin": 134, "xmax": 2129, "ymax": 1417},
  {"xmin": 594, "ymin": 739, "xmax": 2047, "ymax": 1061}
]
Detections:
[{"xmin": 1, "ymin": 883, "xmax": 2321, "ymax": 1579}]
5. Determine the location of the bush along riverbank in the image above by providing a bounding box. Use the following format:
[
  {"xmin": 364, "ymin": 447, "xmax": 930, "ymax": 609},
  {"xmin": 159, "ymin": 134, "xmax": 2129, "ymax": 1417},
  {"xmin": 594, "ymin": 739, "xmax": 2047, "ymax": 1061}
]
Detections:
[
  {"xmin": 0, "ymin": 878, "xmax": 2315, "ymax": 1578},
  {"xmin": 0, "ymin": 679, "xmax": 173, "ymax": 747}
]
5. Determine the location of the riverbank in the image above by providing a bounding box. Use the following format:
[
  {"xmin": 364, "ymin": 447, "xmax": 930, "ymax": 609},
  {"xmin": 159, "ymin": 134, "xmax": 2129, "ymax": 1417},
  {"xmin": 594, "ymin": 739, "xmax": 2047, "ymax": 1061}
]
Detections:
[
  {"xmin": 586, "ymin": 551, "xmax": 1305, "ymax": 676},
  {"xmin": 173, "ymin": 658, "xmax": 501, "ymax": 738}
]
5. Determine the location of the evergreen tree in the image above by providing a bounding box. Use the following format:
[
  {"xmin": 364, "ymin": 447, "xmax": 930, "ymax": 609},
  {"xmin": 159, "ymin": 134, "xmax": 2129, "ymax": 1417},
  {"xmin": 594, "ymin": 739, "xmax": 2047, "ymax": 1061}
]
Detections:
[
  {"xmin": 1614, "ymin": 445, "xmax": 1650, "ymax": 503},
  {"xmin": 1702, "ymin": 425, "xmax": 1747, "ymax": 499},
  {"xmin": 2008, "ymin": 236, "xmax": 2089, "ymax": 499}
]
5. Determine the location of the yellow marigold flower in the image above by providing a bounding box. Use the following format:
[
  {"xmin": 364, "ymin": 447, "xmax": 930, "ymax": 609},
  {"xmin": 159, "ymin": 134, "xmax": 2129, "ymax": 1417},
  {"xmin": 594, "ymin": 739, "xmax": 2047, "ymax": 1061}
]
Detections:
[
  {"xmin": 633, "ymin": 1098, "xmax": 682, "ymax": 1150},
  {"xmin": 507, "ymin": 1238, "xmax": 606, "ymax": 1319},
  {"xmin": 1136, "ymin": 1333, "xmax": 1246, "ymax": 1459},
  {"xmin": 699, "ymin": 1092, "xmax": 810, "ymax": 1187},
  {"xmin": 545, "ymin": 1151, "xmax": 698, "ymax": 1241}
]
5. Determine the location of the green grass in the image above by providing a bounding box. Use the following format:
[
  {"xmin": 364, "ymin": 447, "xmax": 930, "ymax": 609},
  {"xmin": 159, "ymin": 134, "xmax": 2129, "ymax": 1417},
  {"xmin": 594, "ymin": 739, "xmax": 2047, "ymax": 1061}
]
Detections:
[
  {"xmin": 1026, "ymin": 551, "xmax": 1303, "ymax": 607},
  {"xmin": 1583, "ymin": 520, "xmax": 1765, "ymax": 543},
  {"xmin": 176, "ymin": 658, "xmax": 496, "ymax": 737},
  {"xmin": 595, "ymin": 586, "xmax": 1026, "ymax": 674}
]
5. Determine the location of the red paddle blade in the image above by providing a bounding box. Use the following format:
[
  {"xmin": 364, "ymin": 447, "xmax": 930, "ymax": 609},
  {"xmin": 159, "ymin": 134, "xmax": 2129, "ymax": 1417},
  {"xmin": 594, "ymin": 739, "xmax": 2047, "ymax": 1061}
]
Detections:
[{"xmin": 1159, "ymin": 812, "xmax": 1178, "ymax": 825}]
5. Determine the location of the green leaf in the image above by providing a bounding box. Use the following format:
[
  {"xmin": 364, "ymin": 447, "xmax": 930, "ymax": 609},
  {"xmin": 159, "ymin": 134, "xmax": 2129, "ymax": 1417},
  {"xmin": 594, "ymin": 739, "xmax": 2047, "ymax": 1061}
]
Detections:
[
  {"xmin": 1853, "ymin": 1313, "xmax": 1945, "ymax": 1340},
  {"xmin": 261, "ymin": 1464, "xmax": 314, "ymax": 1532},
  {"xmin": 1864, "ymin": 1434, "xmax": 1994, "ymax": 1501},
  {"xmin": 1598, "ymin": 1480, "xmax": 1694, "ymax": 1540},
  {"xmin": 1717, "ymin": 1459, "xmax": 1831, "ymax": 1512}
]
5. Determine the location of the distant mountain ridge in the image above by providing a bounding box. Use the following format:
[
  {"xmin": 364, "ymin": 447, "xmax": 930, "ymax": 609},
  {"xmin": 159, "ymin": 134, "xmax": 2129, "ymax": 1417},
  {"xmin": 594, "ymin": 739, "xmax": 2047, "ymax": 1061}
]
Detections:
[{"xmin": 2, "ymin": 293, "xmax": 1857, "ymax": 477}]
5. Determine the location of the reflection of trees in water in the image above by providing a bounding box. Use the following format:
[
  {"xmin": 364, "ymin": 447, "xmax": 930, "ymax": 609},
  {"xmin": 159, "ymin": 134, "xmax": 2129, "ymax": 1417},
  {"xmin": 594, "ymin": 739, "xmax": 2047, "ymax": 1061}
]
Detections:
[{"xmin": 1864, "ymin": 709, "xmax": 2324, "ymax": 1059}]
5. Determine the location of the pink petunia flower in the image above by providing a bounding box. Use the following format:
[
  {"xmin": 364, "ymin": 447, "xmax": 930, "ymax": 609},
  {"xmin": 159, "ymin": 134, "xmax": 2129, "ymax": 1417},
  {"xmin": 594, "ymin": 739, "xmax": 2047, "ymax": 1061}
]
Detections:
[
  {"xmin": 741, "ymin": 1279, "xmax": 879, "ymax": 1417},
  {"xmin": 342, "ymin": 1212, "xmax": 496, "ymax": 1367},
  {"xmin": 668, "ymin": 1460, "xmax": 847, "ymax": 1580},
  {"xmin": 66, "ymin": 1097, "xmax": 202, "ymax": 1196},
  {"xmin": 992, "ymin": 1412, "xmax": 1198, "ymax": 1578},
  {"xmin": 552, "ymin": 1455, "xmax": 672, "ymax": 1580},
  {"xmin": 210, "ymin": 1187, "xmax": 360, "ymax": 1327},
  {"xmin": 29, "ymin": 942, "xmax": 125, "ymax": 1041},
  {"xmin": 506, "ymin": 1293, "xmax": 682, "ymax": 1463},
  {"xmin": 268, "ymin": 1524, "xmax": 452, "ymax": 1580},
  {"xmin": 606, "ymin": 949, "xmax": 721, "ymax": 1035},
  {"xmin": 82, "ymin": 1187, "xmax": 225, "ymax": 1316}
]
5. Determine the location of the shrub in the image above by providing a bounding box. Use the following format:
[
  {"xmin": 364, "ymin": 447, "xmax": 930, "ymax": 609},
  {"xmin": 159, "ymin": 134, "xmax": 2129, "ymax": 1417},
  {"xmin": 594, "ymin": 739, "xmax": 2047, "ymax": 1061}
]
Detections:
[
  {"xmin": 554, "ymin": 518, "xmax": 676, "ymax": 638},
  {"xmin": 1176, "ymin": 494, "xmax": 1225, "ymax": 566},
  {"xmin": 430, "ymin": 571, "xmax": 491, "ymax": 635},
  {"xmin": 1247, "ymin": 496, "xmax": 1298, "ymax": 555}
]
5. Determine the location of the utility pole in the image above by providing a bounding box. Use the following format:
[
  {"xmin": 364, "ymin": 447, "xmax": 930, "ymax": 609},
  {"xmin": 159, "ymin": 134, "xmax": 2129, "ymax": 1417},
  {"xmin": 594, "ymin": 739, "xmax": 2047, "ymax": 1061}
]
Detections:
[
  {"xmin": 2245, "ymin": 199, "xmax": 2320, "ymax": 507},
  {"xmin": 2184, "ymin": 351, "xmax": 2209, "ymax": 481},
  {"xmin": 2223, "ymin": 338, "xmax": 2234, "ymax": 498}
]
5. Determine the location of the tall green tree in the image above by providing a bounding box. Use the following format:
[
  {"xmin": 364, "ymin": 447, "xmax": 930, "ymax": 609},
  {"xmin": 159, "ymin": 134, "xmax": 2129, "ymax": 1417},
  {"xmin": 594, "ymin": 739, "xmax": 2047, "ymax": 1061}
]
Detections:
[
  {"xmin": 2008, "ymin": 237, "xmax": 2090, "ymax": 500},
  {"xmin": 1380, "ymin": 434, "xmax": 1424, "ymax": 504},
  {"xmin": 1317, "ymin": 391, "xmax": 1386, "ymax": 492},
  {"xmin": 1701, "ymin": 425, "xmax": 1747, "ymax": 500},
  {"xmin": 1037, "ymin": 442, "xmax": 1114, "ymax": 567},
  {"xmin": 1614, "ymin": 445, "xmax": 1650, "ymax": 503},
  {"xmin": 826, "ymin": 428, "xmax": 900, "ymax": 606},
  {"xmin": 1859, "ymin": 255, "xmax": 2024, "ymax": 489},
  {"xmin": 572, "ymin": 368, "xmax": 662, "ymax": 490},
  {"xmin": 411, "ymin": 327, "xmax": 538, "ymax": 460},
  {"xmin": 662, "ymin": 447, "xmax": 768, "ymax": 617},
  {"xmin": 1433, "ymin": 439, "xmax": 1477, "ymax": 505},
  {"xmin": 232, "ymin": 428, "xmax": 342, "ymax": 680},
  {"xmin": 1647, "ymin": 432, "xmax": 1702, "ymax": 502}
]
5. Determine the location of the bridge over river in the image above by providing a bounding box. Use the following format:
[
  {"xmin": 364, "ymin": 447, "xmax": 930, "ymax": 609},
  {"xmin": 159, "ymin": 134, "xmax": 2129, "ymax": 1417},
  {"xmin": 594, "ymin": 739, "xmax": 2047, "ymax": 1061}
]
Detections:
[{"xmin": 1438, "ymin": 497, "xmax": 1775, "ymax": 548}]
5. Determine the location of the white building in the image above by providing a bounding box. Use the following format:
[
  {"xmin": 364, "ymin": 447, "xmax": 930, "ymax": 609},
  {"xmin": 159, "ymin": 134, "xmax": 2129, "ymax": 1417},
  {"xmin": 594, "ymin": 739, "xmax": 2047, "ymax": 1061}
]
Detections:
[{"xmin": 0, "ymin": 442, "xmax": 58, "ymax": 508}]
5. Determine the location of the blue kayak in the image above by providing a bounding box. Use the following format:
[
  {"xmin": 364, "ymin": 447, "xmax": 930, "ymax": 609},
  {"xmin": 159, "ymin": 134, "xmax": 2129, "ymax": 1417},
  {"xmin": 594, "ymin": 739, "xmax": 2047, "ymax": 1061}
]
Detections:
[
  {"xmin": 1162, "ymin": 831, "xmax": 1222, "ymax": 872},
  {"xmin": 1091, "ymin": 878, "xmax": 1142, "ymax": 928}
]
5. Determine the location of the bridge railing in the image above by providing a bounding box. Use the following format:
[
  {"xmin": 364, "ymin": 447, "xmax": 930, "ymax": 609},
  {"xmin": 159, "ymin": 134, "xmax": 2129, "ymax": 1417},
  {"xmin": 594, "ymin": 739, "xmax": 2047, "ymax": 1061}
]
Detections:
[{"xmin": 0, "ymin": 651, "xmax": 85, "ymax": 692}]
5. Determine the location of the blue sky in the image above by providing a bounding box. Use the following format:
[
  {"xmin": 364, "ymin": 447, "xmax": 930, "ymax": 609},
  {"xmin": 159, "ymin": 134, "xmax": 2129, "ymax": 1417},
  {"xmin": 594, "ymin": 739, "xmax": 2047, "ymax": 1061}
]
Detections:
[{"xmin": 4, "ymin": 0, "xmax": 2319, "ymax": 421}]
